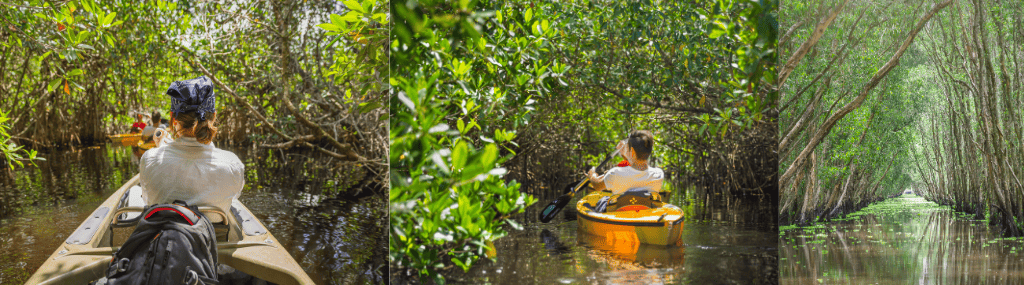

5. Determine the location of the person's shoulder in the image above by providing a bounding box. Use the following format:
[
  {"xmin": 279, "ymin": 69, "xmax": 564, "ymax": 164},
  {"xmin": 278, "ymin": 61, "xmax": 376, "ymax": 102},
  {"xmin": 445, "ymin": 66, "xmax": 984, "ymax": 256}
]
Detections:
[
  {"xmin": 212, "ymin": 148, "xmax": 244, "ymax": 165},
  {"xmin": 648, "ymin": 167, "xmax": 665, "ymax": 177}
]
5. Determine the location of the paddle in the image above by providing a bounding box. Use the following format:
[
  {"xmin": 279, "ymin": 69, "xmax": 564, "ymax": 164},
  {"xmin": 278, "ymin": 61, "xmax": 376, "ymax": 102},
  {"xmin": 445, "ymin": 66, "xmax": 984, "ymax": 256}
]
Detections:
[{"xmin": 538, "ymin": 150, "xmax": 619, "ymax": 223}]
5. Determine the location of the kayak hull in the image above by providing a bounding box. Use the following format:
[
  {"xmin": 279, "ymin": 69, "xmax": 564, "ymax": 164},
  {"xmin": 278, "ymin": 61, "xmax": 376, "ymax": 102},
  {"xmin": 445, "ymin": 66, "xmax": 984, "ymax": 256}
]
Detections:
[
  {"xmin": 576, "ymin": 192, "xmax": 685, "ymax": 246},
  {"xmin": 108, "ymin": 134, "xmax": 142, "ymax": 147},
  {"xmin": 25, "ymin": 174, "xmax": 315, "ymax": 285}
]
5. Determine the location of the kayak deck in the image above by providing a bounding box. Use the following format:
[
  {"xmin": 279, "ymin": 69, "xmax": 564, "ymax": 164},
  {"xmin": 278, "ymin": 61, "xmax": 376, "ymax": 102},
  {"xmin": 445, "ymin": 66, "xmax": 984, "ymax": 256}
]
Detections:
[
  {"xmin": 576, "ymin": 191, "xmax": 685, "ymax": 246},
  {"xmin": 25, "ymin": 174, "xmax": 315, "ymax": 285}
]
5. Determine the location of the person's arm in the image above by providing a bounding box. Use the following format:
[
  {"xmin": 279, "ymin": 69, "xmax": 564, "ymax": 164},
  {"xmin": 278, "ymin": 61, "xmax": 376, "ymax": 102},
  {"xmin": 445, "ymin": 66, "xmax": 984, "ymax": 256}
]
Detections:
[{"xmin": 588, "ymin": 167, "xmax": 608, "ymax": 192}]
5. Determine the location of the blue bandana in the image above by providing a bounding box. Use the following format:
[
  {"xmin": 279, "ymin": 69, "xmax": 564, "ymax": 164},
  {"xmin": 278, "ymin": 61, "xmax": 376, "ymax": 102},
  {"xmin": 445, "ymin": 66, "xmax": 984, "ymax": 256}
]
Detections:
[{"xmin": 166, "ymin": 76, "xmax": 216, "ymax": 121}]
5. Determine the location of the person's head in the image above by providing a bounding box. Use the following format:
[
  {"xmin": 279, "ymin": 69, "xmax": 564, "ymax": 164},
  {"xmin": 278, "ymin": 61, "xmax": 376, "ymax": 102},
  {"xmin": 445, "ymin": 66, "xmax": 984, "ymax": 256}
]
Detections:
[
  {"xmin": 623, "ymin": 130, "xmax": 654, "ymax": 162},
  {"xmin": 135, "ymin": 113, "xmax": 144, "ymax": 122},
  {"xmin": 151, "ymin": 111, "xmax": 162, "ymax": 126},
  {"xmin": 166, "ymin": 76, "xmax": 218, "ymax": 144}
]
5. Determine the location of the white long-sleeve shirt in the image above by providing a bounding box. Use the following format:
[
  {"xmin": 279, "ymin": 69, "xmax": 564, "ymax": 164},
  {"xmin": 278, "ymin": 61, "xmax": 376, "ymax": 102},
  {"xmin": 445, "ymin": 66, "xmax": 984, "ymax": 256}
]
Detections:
[
  {"xmin": 139, "ymin": 137, "xmax": 244, "ymax": 213},
  {"xmin": 601, "ymin": 166, "xmax": 664, "ymax": 194}
]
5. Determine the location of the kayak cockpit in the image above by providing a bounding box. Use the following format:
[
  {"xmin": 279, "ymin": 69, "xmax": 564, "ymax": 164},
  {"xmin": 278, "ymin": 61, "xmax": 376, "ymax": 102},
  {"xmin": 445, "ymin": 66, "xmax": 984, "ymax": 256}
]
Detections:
[{"xmin": 25, "ymin": 174, "xmax": 314, "ymax": 285}]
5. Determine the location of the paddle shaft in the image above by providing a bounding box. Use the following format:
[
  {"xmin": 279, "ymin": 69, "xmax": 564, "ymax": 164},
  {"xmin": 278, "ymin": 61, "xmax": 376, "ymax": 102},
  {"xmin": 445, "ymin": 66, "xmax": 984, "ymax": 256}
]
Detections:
[
  {"xmin": 537, "ymin": 150, "xmax": 619, "ymax": 223},
  {"xmin": 568, "ymin": 150, "xmax": 619, "ymax": 197}
]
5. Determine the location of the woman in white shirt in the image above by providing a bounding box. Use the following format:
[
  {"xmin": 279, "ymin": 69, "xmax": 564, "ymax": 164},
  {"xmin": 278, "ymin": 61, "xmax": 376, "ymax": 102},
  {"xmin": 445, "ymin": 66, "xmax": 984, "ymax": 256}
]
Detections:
[
  {"xmin": 139, "ymin": 76, "xmax": 244, "ymax": 213},
  {"xmin": 587, "ymin": 130, "xmax": 664, "ymax": 194}
]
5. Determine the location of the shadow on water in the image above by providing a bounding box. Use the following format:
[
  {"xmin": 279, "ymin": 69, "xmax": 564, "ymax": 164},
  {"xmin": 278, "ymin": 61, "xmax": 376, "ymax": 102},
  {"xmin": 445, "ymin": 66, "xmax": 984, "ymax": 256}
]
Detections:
[
  {"xmin": 0, "ymin": 145, "xmax": 386, "ymax": 285},
  {"xmin": 443, "ymin": 173, "xmax": 779, "ymax": 284},
  {"xmin": 780, "ymin": 194, "xmax": 1024, "ymax": 284}
]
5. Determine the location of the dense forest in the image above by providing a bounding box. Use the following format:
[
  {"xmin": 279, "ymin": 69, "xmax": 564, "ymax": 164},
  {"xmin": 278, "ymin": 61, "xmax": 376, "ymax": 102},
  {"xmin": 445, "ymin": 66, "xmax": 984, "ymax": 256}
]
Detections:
[
  {"xmin": 0, "ymin": 0, "xmax": 388, "ymax": 214},
  {"xmin": 778, "ymin": 0, "xmax": 952, "ymax": 224},
  {"xmin": 913, "ymin": 1, "xmax": 1024, "ymax": 236},
  {"xmin": 390, "ymin": 0, "xmax": 778, "ymax": 282},
  {"xmin": 779, "ymin": 0, "xmax": 1024, "ymax": 237}
]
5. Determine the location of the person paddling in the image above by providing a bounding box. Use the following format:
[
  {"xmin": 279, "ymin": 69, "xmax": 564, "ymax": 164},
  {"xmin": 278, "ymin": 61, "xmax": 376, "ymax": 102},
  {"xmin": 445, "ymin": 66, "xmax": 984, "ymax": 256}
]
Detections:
[
  {"xmin": 586, "ymin": 130, "xmax": 664, "ymax": 195},
  {"xmin": 139, "ymin": 76, "xmax": 244, "ymax": 213},
  {"xmin": 141, "ymin": 111, "xmax": 166, "ymax": 143}
]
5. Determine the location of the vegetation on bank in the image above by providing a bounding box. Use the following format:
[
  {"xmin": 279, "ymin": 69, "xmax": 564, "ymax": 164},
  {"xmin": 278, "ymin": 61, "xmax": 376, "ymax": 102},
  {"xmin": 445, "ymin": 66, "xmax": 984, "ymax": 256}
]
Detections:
[
  {"xmin": 0, "ymin": 0, "xmax": 388, "ymax": 208},
  {"xmin": 778, "ymin": 0, "xmax": 952, "ymax": 224},
  {"xmin": 390, "ymin": 0, "xmax": 778, "ymax": 282},
  {"xmin": 911, "ymin": 0, "xmax": 1024, "ymax": 236},
  {"xmin": 780, "ymin": 0, "xmax": 1024, "ymax": 237},
  {"xmin": 0, "ymin": 0, "xmax": 386, "ymax": 159}
]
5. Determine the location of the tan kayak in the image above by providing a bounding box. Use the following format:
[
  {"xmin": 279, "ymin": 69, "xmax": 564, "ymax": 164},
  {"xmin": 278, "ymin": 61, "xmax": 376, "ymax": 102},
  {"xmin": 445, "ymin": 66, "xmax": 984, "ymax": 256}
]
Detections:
[{"xmin": 25, "ymin": 174, "xmax": 315, "ymax": 285}]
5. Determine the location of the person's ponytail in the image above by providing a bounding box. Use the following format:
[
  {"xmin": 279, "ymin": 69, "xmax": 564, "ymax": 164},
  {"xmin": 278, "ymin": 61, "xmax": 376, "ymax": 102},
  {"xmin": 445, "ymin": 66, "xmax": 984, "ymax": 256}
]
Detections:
[
  {"xmin": 194, "ymin": 113, "xmax": 218, "ymax": 144},
  {"xmin": 171, "ymin": 111, "xmax": 218, "ymax": 144}
]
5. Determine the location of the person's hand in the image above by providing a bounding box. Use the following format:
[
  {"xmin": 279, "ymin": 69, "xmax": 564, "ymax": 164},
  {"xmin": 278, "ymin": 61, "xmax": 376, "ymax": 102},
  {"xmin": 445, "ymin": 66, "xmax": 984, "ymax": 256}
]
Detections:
[
  {"xmin": 616, "ymin": 140, "xmax": 627, "ymax": 153},
  {"xmin": 154, "ymin": 128, "xmax": 166, "ymax": 147},
  {"xmin": 587, "ymin": 167, "xmax": 602, "ymax": 183}
]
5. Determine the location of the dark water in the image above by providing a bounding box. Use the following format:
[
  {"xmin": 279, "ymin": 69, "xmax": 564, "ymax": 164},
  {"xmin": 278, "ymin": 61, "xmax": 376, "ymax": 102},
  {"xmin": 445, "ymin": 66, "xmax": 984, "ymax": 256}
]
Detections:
[
  {"xmin": 780, "ymin": 194, "xmax": 1024, "ymax": 284},
  {"xmin": 0, "ymin": 145, "xmax": 386, "ymax": 285},
  {"xmin": 444, "ymin": 181, "xmax": 779, "ymax": 284}
]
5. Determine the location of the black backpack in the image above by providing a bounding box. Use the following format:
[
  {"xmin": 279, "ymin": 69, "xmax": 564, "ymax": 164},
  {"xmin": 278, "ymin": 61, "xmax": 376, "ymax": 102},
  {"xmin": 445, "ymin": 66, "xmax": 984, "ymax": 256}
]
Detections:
[{"xmin": 105, "ymin": 201, "xmax": 220, "ymax": 285}]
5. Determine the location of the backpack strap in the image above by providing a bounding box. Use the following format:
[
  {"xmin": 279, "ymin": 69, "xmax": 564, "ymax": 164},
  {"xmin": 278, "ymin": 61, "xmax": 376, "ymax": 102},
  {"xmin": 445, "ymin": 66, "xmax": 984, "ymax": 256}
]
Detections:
[
  {"xmin": 142, "ymin": 203, "xmax": 201, "ymax": 225},
  {"xmin": 183, "ymin": 266, "xmax": 220, "ymax": 285}
]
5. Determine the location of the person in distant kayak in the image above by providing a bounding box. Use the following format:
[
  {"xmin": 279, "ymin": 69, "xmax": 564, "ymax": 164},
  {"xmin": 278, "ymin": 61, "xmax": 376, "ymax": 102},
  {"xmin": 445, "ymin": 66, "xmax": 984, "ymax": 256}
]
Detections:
[
  {"xmin": 139, "ymin": 76, "xmax": 244, "ymax": 213},
  {"xmin": 130, "ymin": 113, "xmax": 146, "ymax": 133},
  {"xmin": 587, "ymin": 130, "xmax": 664, "ymax": 195},
  {"xmin": 141, "ymin": 111, "xmax": 166, "ymax": 143},
  {"xmin": 129, "ymin": 113, "xmax": 147, "ymax": 133}
]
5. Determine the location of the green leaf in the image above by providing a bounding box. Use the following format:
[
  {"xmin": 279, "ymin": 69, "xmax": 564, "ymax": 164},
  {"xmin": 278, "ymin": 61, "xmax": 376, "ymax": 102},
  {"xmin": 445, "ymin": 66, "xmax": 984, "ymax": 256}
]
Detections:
[
  {"xmin": 317, "ymin": 23, "xmax": 342, "ymax": 32},
  {"xmin": 47, "ymin": 78, "xmax": 62, "ymax": 92},
  {"xmin": 344, "ymin": 0, "xmax": 365, "ymax": 14},
  {"xmin": 452, "ymin": 141, "xmax": 468, "ymax": 170},
  {"xmin": 103, "ymin": 11, "xmax": 116, "ymax": 26},
  {"xmin": 68, "ymin": 69, "xmax": 84, "ymax": 76}
]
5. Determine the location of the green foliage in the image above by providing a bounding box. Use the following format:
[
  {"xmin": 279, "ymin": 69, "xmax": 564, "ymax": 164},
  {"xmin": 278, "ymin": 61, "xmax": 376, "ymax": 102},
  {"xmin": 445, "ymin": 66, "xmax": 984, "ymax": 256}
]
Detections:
[
  {"xmin": 389, "ymin": 0, "xmax": 549, "ymax": 282},
  {"xmin": 0, "ymin": 111, "xmax": 43, "ymax": 169}
]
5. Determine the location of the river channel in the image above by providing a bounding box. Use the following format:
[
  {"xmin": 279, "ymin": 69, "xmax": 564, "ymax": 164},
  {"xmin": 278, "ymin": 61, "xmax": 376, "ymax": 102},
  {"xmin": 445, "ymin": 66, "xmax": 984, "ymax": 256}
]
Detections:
[
  {"xmin": 780, "ymin": 194, "xmax": 1024, "ymax": 284},
  {"xmin": 0, "ymin": 144, "xmax": 386, "ymax": 285},
  {"xmin": 443, "ymin": 180, "xmax": 779, "ymax": 284}
]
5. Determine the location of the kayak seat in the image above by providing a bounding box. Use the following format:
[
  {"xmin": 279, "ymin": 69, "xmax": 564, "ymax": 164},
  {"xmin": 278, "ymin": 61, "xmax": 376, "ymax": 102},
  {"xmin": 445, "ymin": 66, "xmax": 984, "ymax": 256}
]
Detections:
[{"xmin": 608, "ymin": 188, "xmax": 660, "ymax": 212}]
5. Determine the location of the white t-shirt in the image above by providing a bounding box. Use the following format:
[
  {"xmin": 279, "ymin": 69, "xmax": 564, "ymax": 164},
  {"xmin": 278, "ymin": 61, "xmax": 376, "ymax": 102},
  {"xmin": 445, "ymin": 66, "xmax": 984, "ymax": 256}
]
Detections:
[
  {"xmin": 601, "ymin": 166, "xmax": 664, "ymax": 194},
  {"xmin": 139, "ymin": 137, "xmax": 245, "ymax": 212}
]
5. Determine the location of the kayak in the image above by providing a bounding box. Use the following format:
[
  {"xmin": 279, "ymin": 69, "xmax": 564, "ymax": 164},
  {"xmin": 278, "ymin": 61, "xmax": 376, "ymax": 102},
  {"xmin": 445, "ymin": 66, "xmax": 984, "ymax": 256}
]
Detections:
[
  {"xmin": 108, "ymin": 133, "xmax": 142, "ymax": 147},
  {"xmin": 139, "ymin": 141, "xmax": 156, "ymax": 150},
  {"xmin": 25, "ymin": 174, "xmax": 315, "ymax": 285},
  {"xmin": 576, "ymin": 190, "xmax": 685, "ymax": 246}
]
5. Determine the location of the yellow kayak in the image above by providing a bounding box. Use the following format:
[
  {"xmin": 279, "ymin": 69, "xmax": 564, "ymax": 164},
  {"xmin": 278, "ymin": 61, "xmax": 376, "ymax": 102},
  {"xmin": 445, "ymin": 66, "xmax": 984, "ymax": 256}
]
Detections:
[
  {"xmin": 25, "ymin": 174, "xmax": 315, "ymax": 285},
  {"xmin": 576, "ymin": 190, "xmax": 684, "ymax": 246},
  {"xmin": 108, "ymin": 133, "xmax": 142, "ymax": 147}
]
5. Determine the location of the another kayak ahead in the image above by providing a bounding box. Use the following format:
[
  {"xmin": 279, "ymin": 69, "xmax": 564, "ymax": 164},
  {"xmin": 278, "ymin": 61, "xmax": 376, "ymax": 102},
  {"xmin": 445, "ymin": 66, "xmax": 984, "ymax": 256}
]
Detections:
[
  {"xmin": 576, "ymin": 190, "xmax": 685, "ymax": 246},
  {"xmin": 108, "ymin": 133, "xmax": 142, "ymax": 147},
  {"xmin": 25, "ymin": 174, "xmax": 315, "ymax": 285}
]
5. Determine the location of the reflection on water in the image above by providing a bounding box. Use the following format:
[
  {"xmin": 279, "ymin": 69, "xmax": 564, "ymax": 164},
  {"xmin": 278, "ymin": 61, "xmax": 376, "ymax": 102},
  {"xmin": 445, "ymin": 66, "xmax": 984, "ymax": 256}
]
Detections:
[
  {"xmin": 445, "ymin": 183, "xmax": 778, "ymax": 284},
  {"xmin": 0, "ymin": 145, "xmax": 386, "ymax": 285},
  {"xmin": 780, "ymin": 194, "xmax": 1024, "ymax": 284}
]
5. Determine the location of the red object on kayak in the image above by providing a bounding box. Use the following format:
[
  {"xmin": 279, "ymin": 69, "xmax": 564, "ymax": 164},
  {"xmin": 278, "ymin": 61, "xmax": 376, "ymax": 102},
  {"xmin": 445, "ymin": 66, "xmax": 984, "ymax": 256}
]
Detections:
[
  {"xmin": 616, "ymin": 205, "xmax": 650, "ymax": 212},
  {"xmin": 617, "ymin": 160, "xmax": 630, "ymax": 167}
]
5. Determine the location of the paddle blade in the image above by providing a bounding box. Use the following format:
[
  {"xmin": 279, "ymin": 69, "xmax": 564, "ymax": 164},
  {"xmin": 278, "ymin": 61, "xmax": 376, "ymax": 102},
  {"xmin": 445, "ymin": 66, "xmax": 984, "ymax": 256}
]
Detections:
[{"xmin": 538, "ymin": 195, "xmax": 571, "ymax": 223}]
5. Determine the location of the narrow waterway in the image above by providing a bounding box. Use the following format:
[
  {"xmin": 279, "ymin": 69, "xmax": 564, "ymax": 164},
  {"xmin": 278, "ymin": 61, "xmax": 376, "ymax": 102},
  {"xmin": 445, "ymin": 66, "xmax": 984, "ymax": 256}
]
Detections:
[
  {"xmin": 0, "ymin": 145, "xmax": 386, "ymax": 285},
  {"xmin": 780, "ymin": 194, "xmax": 1024, "ymax": 284},
  {"xmin": 443, "ymin": 181, "xmax": 779, "ymax": 284}
]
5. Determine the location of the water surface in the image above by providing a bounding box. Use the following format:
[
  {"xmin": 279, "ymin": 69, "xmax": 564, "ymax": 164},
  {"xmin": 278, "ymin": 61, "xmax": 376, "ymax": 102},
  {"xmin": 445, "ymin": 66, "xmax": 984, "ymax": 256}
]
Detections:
[
  {"xmin": 780, "ymin": 194, "xmax": 1024, "ymax": 284},
  {"xmin": 444, "ymin": 183, "xmax": 779, "ymax": 284}
]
